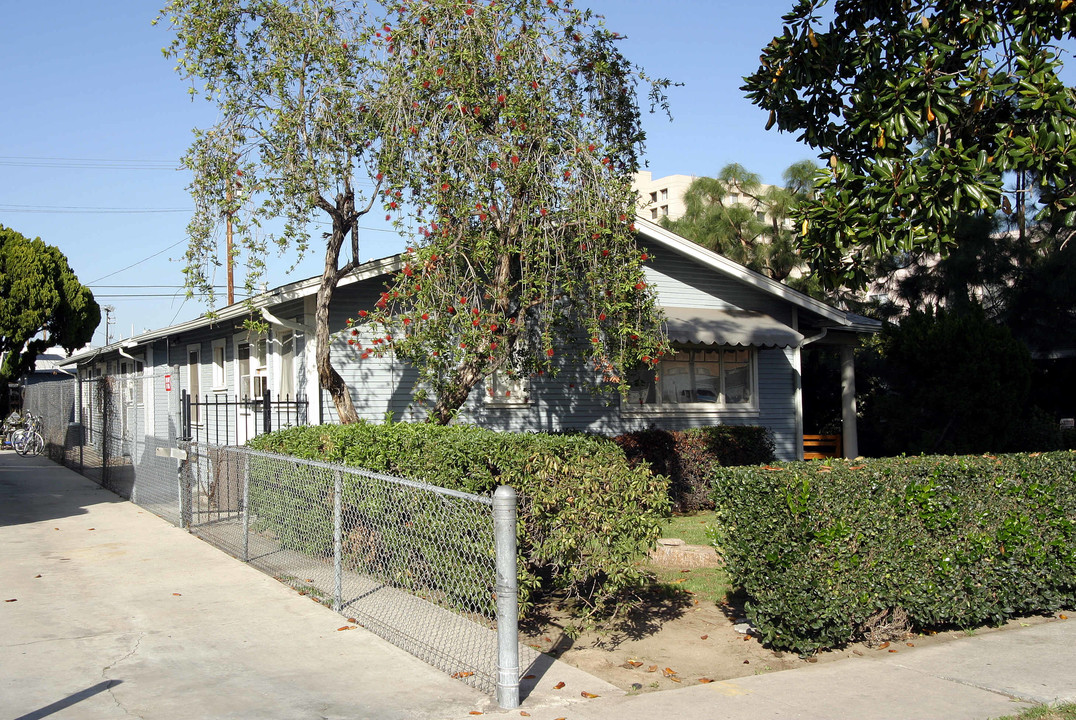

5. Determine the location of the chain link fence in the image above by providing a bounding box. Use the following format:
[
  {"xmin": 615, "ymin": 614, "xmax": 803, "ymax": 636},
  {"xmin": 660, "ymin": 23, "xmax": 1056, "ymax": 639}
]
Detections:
[{"xmin": 22, "ymin": 373, "xmax": 524, "ymax": 706}]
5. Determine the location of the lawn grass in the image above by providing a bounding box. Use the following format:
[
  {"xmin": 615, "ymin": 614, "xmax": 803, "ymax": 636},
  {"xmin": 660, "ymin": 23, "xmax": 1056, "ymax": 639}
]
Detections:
[
  {"xmin": 659, "ymin": 510, "xmax": 718, "ymax": 546},
  {"xmin": 992, "ymin": 703, "xmax": 1076, "ymax": 720},
  {"xmin": 649, "ymin": 510, "xmax": 730, "ymax": 606}
]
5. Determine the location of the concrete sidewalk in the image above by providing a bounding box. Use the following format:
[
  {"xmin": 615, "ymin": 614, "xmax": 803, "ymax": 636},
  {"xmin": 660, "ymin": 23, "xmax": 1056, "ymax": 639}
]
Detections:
[{"xmin": 2, "ymin": 451, "xmax": 1074, "ymax": 720}]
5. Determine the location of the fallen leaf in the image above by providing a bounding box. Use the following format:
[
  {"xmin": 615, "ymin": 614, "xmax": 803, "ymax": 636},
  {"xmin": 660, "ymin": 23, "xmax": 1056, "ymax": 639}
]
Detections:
[
  {"xmin": 662, "ymin": 667, "xmax": 677, "ymax": 677},
  {"xmin": 452, "ymin": 671, "xmax": 475, "ymax": 679},
  {"xmin": 906, "ymin": 642, "xmax": 914, "ymax": 647},
  {"xmin": 888, "ymin": 649, "xmax": 898, "ymax": 653},
  {"xmin": 680, "ymin": 569, "xmax": 692, "ymax": 573},
  {"xmin": 305, "ymin": 578, "xmax": 315, "ymax": 583},
  {"xmin": 4, "ymin": 599, "xmax": 16, "ymax": 603},
  {"xmin": 743, "ymin": 660, "xmax": 750, "ymax": 664},
  {"xmin": 848, "ymin": 465, "xmax": 866, "ymax": 470},
  {"xmin": 469, "ymin": 712, "xmax": 483, "ymax": 716},
  {"xmin": 520, "ymin": 713, "xmax": 530, "ymax": 717},
  {"xmin": 626, "ymin": 660, "xmax": 643, "ymax": 668},
  {"xmin": 88, "ymin": 528, "xmax": 95, "ymax": 531},
  {"xmin": 337, "ymin": 626, "xmax": 354, "ymax": 631},
  {"xmin": 669, "ymin": 578, "xmax": 687, "ymax": 584},
  {"xmin": 522, "ymin": 674, "xmax": 536, "ymax": 679},
  {"xmin": 34, "ymin": 575, "xmax": 41, "ymax": 578},
  {"xmin": 347, "ymin": 618, "xmax": 358, "ymax": 623},
  {"xmin": 553, "ymin": 681, "xmax": 565, "ymax": 689},
  {"xmin": 878, "ymin": 641, "xmax": 890, "ymax": 649},
  {"xmin": 698, "ymin": 678, "xmax": 713, "ymax": 684},
  {"xmin": 581, "ymin": 691, "xmax": 599, "ymax": 698},
  {"xmin": 853, "ymin": 650, "xmax": 863, "ymax": 656},
  {"xmin": 806, "ymin": 657, "xmax": 818, "ymax": 663},
  {"xmin": 743, "ymin": 636, "xmax": 751, "ymax": 642},
  {"xmin": 172, "ymin": 593, "xmax": 182, "ymax": 596},
  {"xmin": 647, "ymin": 665, "xmax": 657, "ymax": 673},
  {"xmin": 700, "ymin": 634, "xmax": 708, "ymax": 640},
  {"xmin": 670, "ymin": 676, "xmax": 682, "ymax": 683},
  {"xmin": 1060, "ymin": 614, "xmax": 1068, "ymax": 620}
]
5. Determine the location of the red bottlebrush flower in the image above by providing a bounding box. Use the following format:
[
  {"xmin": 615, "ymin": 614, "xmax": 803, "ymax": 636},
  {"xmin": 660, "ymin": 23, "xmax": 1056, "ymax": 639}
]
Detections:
[
  {"xmin": 510, "ymin": 155, "xmax": 519, "ymax": 165},
  {"xmin": 509, "ymin": 317, "xmax": 516, "ymax": 324},
  {"xmin": 546, "ymin": 348, "xmax": 555, "ymax": 357},
  {"xmin": 472, "ymin": 307, "xmax": 480, "ymax": 315},
  {"xmin": 580, "ymin": 243, "xmax": 587, "ymax": 251},
  {"xmin": 588, "ymin": 144, "xmax": 596, "ymax": 152},
  {"xmin": 360, "ymin": 352, "xmax": 369, "ymax": 359},
  {"xmin": 447, "ymin": 305, "xmax": 456, "ymax": 314},
  {"xmin": 430, "ymin": 253, "xmax": 439, "ymax": 262},
  {"xmin": 460, "ymin": 296, "xmax": 468, "ymax": 304},
  {"xmin": 472, "ymin": 319, "xmax": 480, "ymax": 326},
  {"xmin": 473, "ymin": 106, "xmax": 481, "ymax": 115},
  {"xmin": 376, "ymin": 172, "xmax": 383, "ymax": 181},
  {"xmin": 351, "ymin": 329, "xmax": 359, "ymax": 336},
  {"xmin": 236, "ymin": 170, "xmax": 243, "ymax": 176},
  {"xmin": 619, "ymin": 213, "xmax": 627, "ymax": 221},
  {"xmin": 440, "ymin": 183, "xmax": 449, "ymax": 191},
  {"xmin": 460, "ymin": 342, "xmax": 467, "ymax": 349},
  {"xmin": 421, "ymin": 313, "xmax": 429, "ymax": 320},
  {"xmin": 635, "ymin": 282, "xmax": 646, "ymax": 290},
  {"xmin": 642, "ymin": 355, "xmax": 651, "ymax": 363},
  {"xmin": 358, "ymin": 310, "xmax": 368, "ymax": 317},
  {"xmin": 531, "ymin": 80, "xmax": 539, "ymax": 89},
  {"xmin": 422, "ymin": 80, "xmax": 430, "ymax": 89},
  {"xmin": 601, "ymin": 249, "xmax": 610, "ymax": 257},
  {"xmin": 465, "ymin": 6, "xmax": 474, "ymax": 14},
  {"xmin": 490, "ymin": 160, "xmax": 498, "ymax": 170},
  {"xmin": 389, "ymin": 201, "xmax": 398, "ymax": 209},
  {"xmin": 403, "ymin": 317, "xmax": 411, "ymax": 325},
  {"xmin": 505, "ymin": 390, "xmax": 511, "ymax": 397},
  {"xmin": 490, "ymin": 341, "xmax": 498, "ymax": 350},
  {"xmin": 348, "ymin": 339, "xmax": 355, "ymax": 345},
  {"xmin": 631, "ymin": 334, "xmax": 639, "ymax": 340},
  {"xmin": 385, "ymin": 214, "xmax": 391, "ymax": 221},
  {"xmin": 497, "ymin": 93, "xmax": 506, "ymax": 103},
  {"xmin": 420, "ymin": 15, "xmax": 428, "ymax": 24},
  {"xmin": 539, "ymin": 207, "xmax": 548, "ymax": 216},
  {"xmin": 436, "ymin": 67, "xmax": 444, "ymax": 76},
  {"xmin": 591, "ymin": 337, "xmax": 599, "ymax": 344},
  {"xmin": 564, "ymin": 171, "xmax": 571, "ymax": 179},
  {"xmin": 599, "ymin": 313, "xmax": 606, "ymax": 321},
  {"xmin": 629, "ymin": 223, "xmax": 636, "ymax": 231},
  {"xmin": 409, "ymin": 126, "xmax": 417, "ymax": 134},
  {"xmin": 640, "ymin": 252, "xmax": 648, "ymax": 260},
  {"xmin": 489, "ymin": 323, "xmax": 498, "ymax": 332},
  {"xmin": 402, "ymin": 264, "xmax": 413, "ymax": 276},
  {"xmin": 591, "ymin": 233, "xmax": 600, "ymax": 240},
  {"xmin": 479, "ymin": 213, "xmax": 487, "ymax": 221}
]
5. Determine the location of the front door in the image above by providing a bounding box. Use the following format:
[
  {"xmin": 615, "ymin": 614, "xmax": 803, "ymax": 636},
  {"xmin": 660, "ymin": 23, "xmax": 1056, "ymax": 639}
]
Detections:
[{"xmin": 234, "ymin": 334, "xmax": 268, "ymax": 444}]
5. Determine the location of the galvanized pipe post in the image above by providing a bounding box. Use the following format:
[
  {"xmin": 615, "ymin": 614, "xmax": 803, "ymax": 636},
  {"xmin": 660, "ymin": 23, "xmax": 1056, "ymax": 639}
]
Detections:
[
  {"xmin": 242, "ymin": 451, "xmax": 251, "ymax": 562},
  {"xmin": 493, "ymin": 485, "xmax": 520, "ymax": 709},
  {"xmin": 333, "ymin": 468, "xmax": 343, "ymax": 613}
]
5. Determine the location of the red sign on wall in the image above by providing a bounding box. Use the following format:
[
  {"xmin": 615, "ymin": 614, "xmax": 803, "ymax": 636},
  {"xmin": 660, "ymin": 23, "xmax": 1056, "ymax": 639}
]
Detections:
[{"xmin": 164, "ymin": 374, "xmax": 172, "ymax": 392}]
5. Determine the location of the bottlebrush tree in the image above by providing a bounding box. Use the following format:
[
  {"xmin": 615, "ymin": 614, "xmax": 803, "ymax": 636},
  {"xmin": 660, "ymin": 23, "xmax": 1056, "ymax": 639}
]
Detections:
[{"xmin": 350, "ymin": 0, "xmax": 672, "ymax": 424}]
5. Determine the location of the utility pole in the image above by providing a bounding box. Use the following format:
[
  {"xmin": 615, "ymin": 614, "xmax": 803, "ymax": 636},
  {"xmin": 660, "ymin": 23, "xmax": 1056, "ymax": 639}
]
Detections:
[
  {"xmin": 226, "ymin": 184, "xmax": 235, "ymax": 306},
  {"xmin": 103, "ymin": 305, "xmax": 116, "ymax": 345}
]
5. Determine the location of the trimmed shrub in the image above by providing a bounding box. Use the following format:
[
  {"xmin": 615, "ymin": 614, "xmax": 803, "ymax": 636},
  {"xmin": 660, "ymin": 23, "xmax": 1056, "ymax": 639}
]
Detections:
[
  {"xmin": 247, "ymin": 422, "xmax": 669, "ymax": 619},
  {"xmin": 614, "ymin": 426, "xmax": 775, "ymax": 511},
  {"xmin": 710, "ymin": 452, "xmax": 1076, "ymax": 655}
]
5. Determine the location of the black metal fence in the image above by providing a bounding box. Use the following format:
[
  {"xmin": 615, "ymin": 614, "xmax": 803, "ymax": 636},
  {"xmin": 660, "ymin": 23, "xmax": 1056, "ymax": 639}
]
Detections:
[{"xmin": 180, "ymin": 389, "xmax": 308, "ymax": 445}]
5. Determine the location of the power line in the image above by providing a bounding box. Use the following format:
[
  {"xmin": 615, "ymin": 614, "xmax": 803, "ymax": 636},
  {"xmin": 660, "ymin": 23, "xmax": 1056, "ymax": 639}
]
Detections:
[
  {"xmin": 0, "ymin": 204, "xmax": 190, "ymax": 214},
  {"xmin": 0, "ymin": 156, "xmax": 180, "ymax": 170},
  {"xmin": 88, "ymin": 239, "xmax": 188, "ymax": 284}
]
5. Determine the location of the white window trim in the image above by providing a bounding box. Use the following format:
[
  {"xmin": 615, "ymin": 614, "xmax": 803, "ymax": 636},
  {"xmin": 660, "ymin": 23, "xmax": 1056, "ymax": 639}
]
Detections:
[
  {"xmin": 211, "ymin": 338, "xmax": 228, "ymax": 392},
  {"xmin": 620, "ymin": 346, "xmax": 760, "ymax": 417},
  {"xmin": 484, "ymin": 369, "xmax": 532, "ymax": 406}
]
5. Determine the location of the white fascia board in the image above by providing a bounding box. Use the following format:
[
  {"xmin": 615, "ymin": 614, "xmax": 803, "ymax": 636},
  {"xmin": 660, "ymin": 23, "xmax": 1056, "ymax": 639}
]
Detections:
[
  {"xmin": 64, "ymin": 254, "xmax": 405, "ymax": 365},
  {"xmin": 634, "ymin": 217, "xmax": 852, "ymax": 326}
]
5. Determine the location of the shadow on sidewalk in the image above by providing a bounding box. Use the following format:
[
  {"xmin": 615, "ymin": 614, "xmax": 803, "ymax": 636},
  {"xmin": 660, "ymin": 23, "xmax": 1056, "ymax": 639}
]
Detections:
[{"xmin": 0, "ymin": 452, "xmax": 126, "ymax": 528}]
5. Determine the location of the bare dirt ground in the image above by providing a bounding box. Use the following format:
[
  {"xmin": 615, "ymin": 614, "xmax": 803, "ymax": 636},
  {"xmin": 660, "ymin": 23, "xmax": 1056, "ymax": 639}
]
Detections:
[{"xmin": 520, "ymin": 587, "xmax": 1067, "ymax": 693}]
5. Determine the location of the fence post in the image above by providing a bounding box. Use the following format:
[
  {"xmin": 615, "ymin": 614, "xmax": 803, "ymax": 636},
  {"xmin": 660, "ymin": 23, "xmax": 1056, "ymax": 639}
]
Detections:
[
  {"xmin": 493, "ymin": 485, "xmax": 520, "ymax": 710},
  {"xmin": 242, "ymin": 451, "xmax": 250, "ymax": 562},
  {"xmin": 333, "ymin": 468, "xmax": 343, "ymax": 613},
  {"xmin": 179, "ymin": 444, "xmax": 193, "ymax": 530},
  {"xmin": 77, "ymin": 379, "xmax": 84, "ymax": 474},
  {"xmin": 263, "ymin": 388, "xmax": 272, "ymax": 435},
  {"xmin": 180, "ymin": 389, "xmax": 190, "ymax": 441}
]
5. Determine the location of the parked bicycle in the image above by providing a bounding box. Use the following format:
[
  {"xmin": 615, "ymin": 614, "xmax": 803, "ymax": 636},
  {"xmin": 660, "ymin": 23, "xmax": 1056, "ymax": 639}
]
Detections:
[{"xmin": 10, "ymin": 412, "xmax": 44, "ymax": 457}]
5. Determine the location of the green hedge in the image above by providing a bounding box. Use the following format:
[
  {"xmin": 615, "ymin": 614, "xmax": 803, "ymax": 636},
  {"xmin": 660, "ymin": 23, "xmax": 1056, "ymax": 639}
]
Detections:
[
  {"xmin": 710, "ymin": 452, "xmax": 1076, "ymax": 655},
  {"xmin": 247, "ymin": 422, "xmax": 670, "ymax": 619},
  {"xmin": 613, "ymin": 426, "xmax": 775, "ymax": 511}
]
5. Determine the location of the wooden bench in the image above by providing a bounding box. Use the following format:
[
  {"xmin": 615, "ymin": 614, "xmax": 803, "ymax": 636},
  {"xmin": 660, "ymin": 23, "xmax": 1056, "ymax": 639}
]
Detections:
[{"xmin": 804, "ymin": 434, "xmax": 842, "ymax": 460}]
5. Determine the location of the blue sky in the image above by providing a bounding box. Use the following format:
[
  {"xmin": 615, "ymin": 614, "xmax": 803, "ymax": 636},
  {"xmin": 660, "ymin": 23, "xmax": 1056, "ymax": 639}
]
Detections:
[{"xmin": 1, "ymin": 1, "xmax": 819, "ymax": 346}]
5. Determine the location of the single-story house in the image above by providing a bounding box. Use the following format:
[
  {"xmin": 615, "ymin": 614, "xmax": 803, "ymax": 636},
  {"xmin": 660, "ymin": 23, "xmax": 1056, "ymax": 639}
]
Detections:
[{"xmin": 63, "ymin": 219, "xmax": 879, "ymax": 460}]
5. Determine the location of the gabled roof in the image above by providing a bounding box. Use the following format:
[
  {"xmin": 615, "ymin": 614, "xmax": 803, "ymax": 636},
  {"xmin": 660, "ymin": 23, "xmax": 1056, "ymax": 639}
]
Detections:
[
  {"xmin": 64, "ymin": 220, "xmax": 876, "ymax": 366},
  {"xmin": 634, "ymin": 218, "xmax": 863, "ymax": 328}
]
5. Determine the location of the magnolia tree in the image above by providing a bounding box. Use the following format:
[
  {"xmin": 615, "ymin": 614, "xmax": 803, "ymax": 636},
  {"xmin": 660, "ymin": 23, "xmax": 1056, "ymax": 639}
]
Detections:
[
  {"xmin": 743, "ymin": 0, "xmax": 1076, "ymax": 290},
  {"xmin": 161, "ymin": 0, "xmax": 379, "ymax": 422},
  {"xmin": 349, "ymin": 0, "xmax": 671, "ymax": 423}
]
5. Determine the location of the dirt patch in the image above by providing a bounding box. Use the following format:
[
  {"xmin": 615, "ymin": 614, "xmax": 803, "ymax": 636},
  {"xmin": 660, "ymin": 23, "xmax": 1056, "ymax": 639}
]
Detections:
[{"xmin": 521, "ymin": 588, "xmax": 1067, "ymax": 692}]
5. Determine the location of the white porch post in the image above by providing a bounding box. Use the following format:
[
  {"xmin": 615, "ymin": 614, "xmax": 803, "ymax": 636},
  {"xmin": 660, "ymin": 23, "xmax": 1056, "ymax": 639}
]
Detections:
[{"xmin": 840, "ymin": 344, "xmax": 859, "ymax": 459}]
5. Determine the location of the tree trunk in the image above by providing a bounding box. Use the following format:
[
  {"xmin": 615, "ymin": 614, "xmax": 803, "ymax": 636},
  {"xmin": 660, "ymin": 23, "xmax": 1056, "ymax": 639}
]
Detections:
[
  {"xmin": 315, "ymin": 202, "xmax": 360, "ymax": 425},
  {"xmin": 429, "ymin": 360, "xmax": 486, "ymax": 425}
]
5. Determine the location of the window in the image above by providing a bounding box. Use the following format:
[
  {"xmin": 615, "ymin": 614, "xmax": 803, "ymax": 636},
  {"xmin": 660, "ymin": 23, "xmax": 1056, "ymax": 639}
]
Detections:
[
  {"xmin": 660, "ymin": 205, "xmax": 669, "ymax": 216},
  {"xmin": 212, "ymin": 339, "xmax": 227, "ymax": 390},
  {"xmin": 238, "ymin": 338, "xmax": 268, "ymax": 400},
  {"xmin": 485, "ymin": 369, "xmax": 530, "ymax": 405},
  {"xmin": 626, "ymin": 347, "xmax": 755, "ymax": 410},
  {"xmin": 649, "ymin": 191, "xmax": 657, "ymax": 203},
  {"xmin": 187, "ymin": 345, "xmax": 202, "ymax": 424},
  {"xmin": 278, "ymin": 331, "xmax": 295, "ymax": 399},
  {"xmin": 660, "ymin": 188, "xmax": 668, "ymax": 201},
  {"xmin": 756, "ymin": 210, "xmax": 767, "ymax": 221},
  {"xmin": 650, "ymin": 208, "xmax": 658, "ymax": 220}
]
